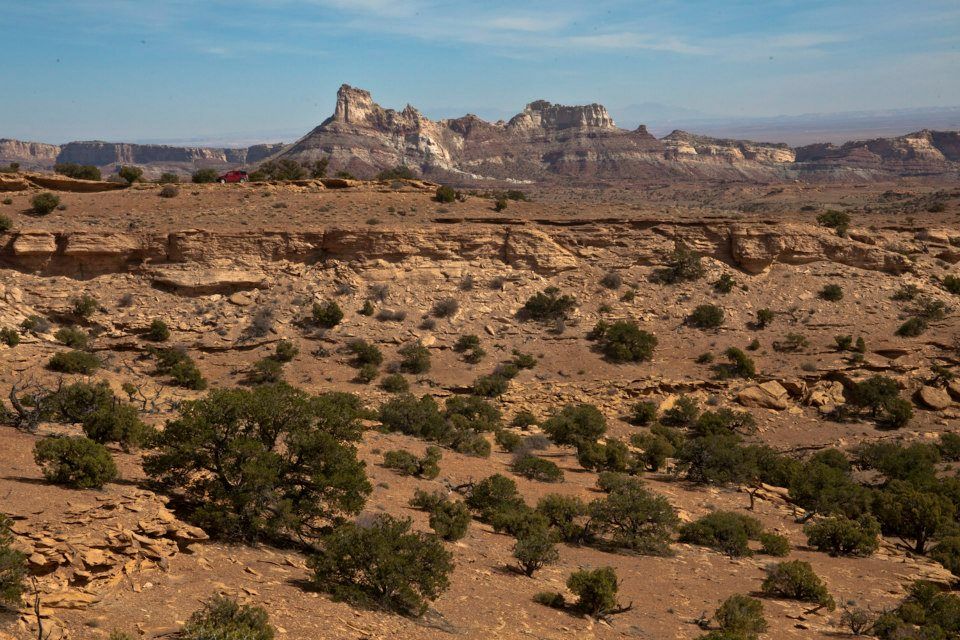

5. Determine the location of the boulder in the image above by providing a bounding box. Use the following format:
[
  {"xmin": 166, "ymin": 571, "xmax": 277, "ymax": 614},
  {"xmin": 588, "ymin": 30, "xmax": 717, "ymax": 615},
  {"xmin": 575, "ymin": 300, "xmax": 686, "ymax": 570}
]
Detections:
[
  {"xmin": 917, "ymin": 385, "xmax": 953, "ymax": 410},
  {"xmin": 737, "ymin": 380, "xmax": 790, "ymax": 410},
  {"xmin": 806, "ymin": 380, "xmax": 846, "ymax": 407},
  {"xmin": 948, "ymin": 379, "xmax": 960, "ymax": 401}
]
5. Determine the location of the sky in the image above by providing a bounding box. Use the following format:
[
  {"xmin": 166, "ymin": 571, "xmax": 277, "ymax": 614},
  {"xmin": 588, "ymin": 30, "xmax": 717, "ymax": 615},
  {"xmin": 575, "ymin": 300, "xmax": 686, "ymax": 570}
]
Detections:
[{"xmin": 2, "ymin": 0, "xmax": 959, "ymax": 144}]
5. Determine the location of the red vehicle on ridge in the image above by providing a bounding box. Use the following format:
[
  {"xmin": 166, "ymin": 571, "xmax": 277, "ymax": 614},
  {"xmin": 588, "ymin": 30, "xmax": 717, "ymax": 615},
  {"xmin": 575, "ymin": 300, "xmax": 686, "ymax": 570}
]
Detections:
[{"xmin": 217, "ymin": 170, "xmax": 248, "ymax": 183}]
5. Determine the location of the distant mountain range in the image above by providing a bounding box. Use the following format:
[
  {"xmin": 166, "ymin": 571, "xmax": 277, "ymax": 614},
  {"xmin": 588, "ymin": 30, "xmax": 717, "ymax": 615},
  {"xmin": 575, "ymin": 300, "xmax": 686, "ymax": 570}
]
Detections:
[{"xmin": 2, "ymin": 86, "xmax": 959, "ymax": 183}]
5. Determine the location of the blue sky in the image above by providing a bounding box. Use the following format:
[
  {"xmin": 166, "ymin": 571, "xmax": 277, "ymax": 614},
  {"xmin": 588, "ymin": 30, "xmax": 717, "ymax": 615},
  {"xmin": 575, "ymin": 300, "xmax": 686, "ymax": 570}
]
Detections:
[{"xmin": 2, "ymin": 0, "xmax": 959, "ymax": 143}]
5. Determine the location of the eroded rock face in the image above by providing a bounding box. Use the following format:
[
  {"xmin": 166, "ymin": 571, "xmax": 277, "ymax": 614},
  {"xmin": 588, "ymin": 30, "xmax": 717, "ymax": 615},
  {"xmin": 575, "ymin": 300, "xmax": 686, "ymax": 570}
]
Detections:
[
  {"xmin": 0, "ymin": 220, "xmax": 925, "ymax": 284},
  {"xmin": 662, "ymin": 130, "xmax": 795, "ymax": 163},
  {"xmin": 729, "ymin": 224, "xmax": 912, "ymax": 274}
]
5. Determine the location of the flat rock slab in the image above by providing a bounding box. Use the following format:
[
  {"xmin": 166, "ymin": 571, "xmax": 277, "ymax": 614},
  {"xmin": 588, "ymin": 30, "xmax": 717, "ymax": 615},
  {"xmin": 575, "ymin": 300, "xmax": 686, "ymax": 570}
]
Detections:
[{"xmin": 149, "ymin": 267, "xmax": 266, "ymax": 295}]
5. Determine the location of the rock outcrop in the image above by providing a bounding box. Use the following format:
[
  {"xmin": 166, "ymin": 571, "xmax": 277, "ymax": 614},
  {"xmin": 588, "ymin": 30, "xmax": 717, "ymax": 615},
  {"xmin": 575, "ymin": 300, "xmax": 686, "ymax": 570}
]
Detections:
[
  {"xmin": 0, "ymin": 139, "xmax": 284, "ymax": 175},
  {"xmin": 0, "ymin": 220, "xmax": 920, "ymax": 288},
  {"xmin": 794, "ymin": 130, "xmax": 960, "ymax": 176}
]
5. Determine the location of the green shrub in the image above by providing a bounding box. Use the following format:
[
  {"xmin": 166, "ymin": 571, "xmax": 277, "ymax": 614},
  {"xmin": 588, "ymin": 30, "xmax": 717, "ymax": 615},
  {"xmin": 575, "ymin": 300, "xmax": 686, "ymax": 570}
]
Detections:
[
  {"xmin": 511, "ymin": 455, "xmax": 563, "ymax": 482},
  {"xmin": 145, "ymin": 383, "xmax": 370, "ymax": 541},
  {"xmin": 662, "ymin": 395, "xmax": 700, "ymax": 428},
  {"xmin": 0, "ymin": 514, "xmax": 26, "ymax": 609},
  {"xmin": 759, "ymin": 532, "xmax": 790, "ymax": 557},
  {"xmin": 591, "ymin": 320, "xmax": 657, "ymax": 363},
  {"xmin": 942, "ymin": 275, "xmax": 960, "ymax": 295},
  {"xmin": 312, "ymin": 300, "xmax": 344, "ymax": 328},
  {"xmin": 55, "ymin": 326, "xmax": 89, "ymax": 348},
  {"xmin": 0, "ymin": 327, "xmax": 18, "ymax": 347},
  {"xmin": 513, "ymin": 527, "xmax": 558, "ymax": 576},
  {"xmin": 773, "ymin": 332, "xmax": 809, "ymax": 352},
  {"xmin": 817, "ymin": 209, "xmax": 851, "ymax": 233},
  {"xmin": 428, "ymin": 500, "xmax": 471, "ymax": 541},
  {"xmin": 273, "ymin": 339, "xmax": 298, "ymax": 363},
  {"xmin": 567, "ymin": 567, "xmax": 622, "ymax": 618},
  {"xmin": 82, "ymin": 401, "xmax": 152, "ymax": 450},
  {"xmin": 309, "ymin": 514, "xmax": 453, "ymax": 616},
  {"xmin": 72, "ymin": 293, "xmax": 98, "ymax": 318},
  {"xmin": 679, "ymin": 511, "xmax": 763, "ymax": 557},
  {"xmin": 542, "ymin": 403, "xmax": 606, "ymax": 447},
  {"xmin": 713, "ymin": 347, "xmax": 755, "ymax": 379},
  {"xmin": 715, "ymin": 594, "xmax": 767, "ymax": 638},
  {"xmin": 351, "ymin": 363, "xmax": 376, "ymax": 384},
  {"xmin": 31, "ymin": 192, "xmax": 60, "ymax": 215},
  {"xmin": 760, "ymin": 560, "xmax": 835, "ymax": 610},
  {"xmin": 834, "ymin": 334, "xmax": 853, "ymax": 351},
  {"xmin": 157, "ymin": 172, "xmax": 180, "ymax": 184},
  {"xmin": 248, "ymin": 358, "xmax": 284, "ymax": 384},
  {"xmin": 0, "ymin": 214, "xmax": 11, "ymax": 233},
  {"xmin": 688, "ymin": 304, "xmax": 724, "ymax": 329},
  {"xmin": 848, "ymin": 375, "xmax": 912, "ymax": 428},
  {"xmin": 375, "ymin": 165, "xmax": 417, "ymax": 180},
  {"xmin": 118, "ymin": 166, "xmax": 143, "ymax": 184},
  {"xmin": 819, "ymin": 284, "xmax": 844, "ymax": 301},
  {"xmin": 54, "ymin": 162, "xmax": 101, "ymax": 180},
  {"xmin": 466, "ymin": 474, "xmax": 524, "ymax": 521},
  {"xmin": 805, "ymin": 514, "xmax": 880, "ymax": 556},
  {"xmin": 180, "ymin": 595, "xmax": 275, "ymax": 640},
  {"xmin": 380, "ymin": 373, "xmax": 409, "ymax": 393},
  {"xmin": 533, "ymin": 591, "xmax": 566, "ymax": 609},
  {"xmin": 431, "ymin": 297, "xmax": 459, "ymax": 318},
  {"xmin": 378, "ymin": 393, "xmax": 445, "ymax": 440},
  {"xmin": 170, "ymin": 359, "xmax": 207, "ymax": 390},
  {"xmin": 473, "ymin": 373, "xmax": 509, "ymax": 398},
  {"xmin": 536, "ymin": 494, "xmax": 586, "ymax": 543},
  {"xmin": 383, "ymin": 446, "xmax": 441, "ymax": 479},
  {"xmin": 657, "ymin": 246, "xmax": 705, "ymax": 283},
  {"xmin": 398, "ymin": 341, "xmax": 431, "ymax": 373},
  {"xmin": 754, "ymin": 308, "xmax": 774, "ymax": 329},
  {"xmin": 435, "ymin": 185, "xmax": 457, "ymax": 203},
  {"xmin": 347, "ymin": 339, "xmax": 383, "ymax": 367},
  {"xmin": 495, "ymin": 429, "xmax": 524, "ymax": 452},
  {"xmin": 521, "ymin": 287, "xmax": 577, "ymax": 322},
  {"xmin": 454, "ymin": 334, "xmax": 480, "ymax": 352},
  {"xmin": 34, "ymin": 436, "xmax": 117, "ymax": 488},
  {"xmin": 713, "ymin": 273, "xmax": 736, "ymax": 294},
  {"xmin": 576, "ymin": 439, "xmax": 631, "ymax": 473},
  {"xmin": 939, "ymin": 432, "xmax": 960, "ymax": 461},
  {"xmin": 147, "ymin": 319, "xmax": 170, "ymax": 342},
  {"xmin": 931, "ymin": 536, "xmax": 960, "ymax": 578},
  {"xmin": 896, "ymin": 316, "xmax": 928, "ymax": 337},
  {"xmin": 600, "ymin": 270, "xmax": 623, "ymax": 290},
  {"xmin": 192, "ymin": 168, "xmax": 219, "ymax": 183},
  {"xmin": 629, "ymin": 433, "xmax": 675, "ymax": 472},
  {"xmin": 873, "ymin": 481, "xmax": 954, "ymax": 554},
  {"xmin": 48, "ymin": 350, "xmax": 100, "ymax": 374},
  {"xmin": 628, "ymin": 400, "xmax": 657, "ymax": 426},
  {"xmin": 511, "ymin": 410, "xmax": 537, "ymax": 429},
  {"xmin": 587, "ymin": 477, "xmax": 677, "ymax": 554}
]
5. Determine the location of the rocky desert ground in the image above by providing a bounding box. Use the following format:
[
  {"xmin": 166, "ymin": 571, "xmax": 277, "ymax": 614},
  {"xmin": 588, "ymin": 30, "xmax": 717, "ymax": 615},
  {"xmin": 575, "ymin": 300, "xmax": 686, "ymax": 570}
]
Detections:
[{"xmin": 1, "ymin": 171, "xmax": 960, "ymax": 640}]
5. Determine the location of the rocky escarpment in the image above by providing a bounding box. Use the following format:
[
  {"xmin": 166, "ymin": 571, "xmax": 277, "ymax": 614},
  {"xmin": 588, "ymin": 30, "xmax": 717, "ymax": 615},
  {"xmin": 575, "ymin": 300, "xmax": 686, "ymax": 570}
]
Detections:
[
  {"xmin": 0, "ymin": 221, "xmax": 916, "ymax": 291},
  {"xmin": 661, "ymin": 130, "xmax": 796, "ymax": 163},
  {"xmin": 277, "ymin": 85, "xmax": 768, "ymax": 182},
  {"xmin": 0, "ymin": 140, "xmax": 285, "ymax": 175},
  {"xmin": 794, "ymin": 130, "xmax": 960, "ymax": 175},
  {"xmin": 57, "ymin": 141, "xmax": 284, "ymax": 168},
  {"xmin": 0, "ymin": 139, "xmax": 61, "ymax": 169},
  {"xmin": 275, "ymin": 85, "xmax": 960, "ymax": 182}
]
